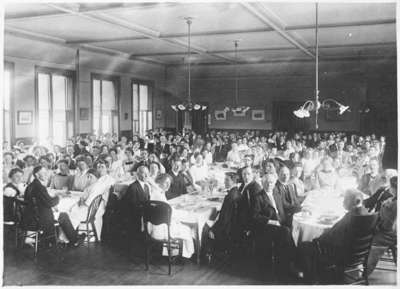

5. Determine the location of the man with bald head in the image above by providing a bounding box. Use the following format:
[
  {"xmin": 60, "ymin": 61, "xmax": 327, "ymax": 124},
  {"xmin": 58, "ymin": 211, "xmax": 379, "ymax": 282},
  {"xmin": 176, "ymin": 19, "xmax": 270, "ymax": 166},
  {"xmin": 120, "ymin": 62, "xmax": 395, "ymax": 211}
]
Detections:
[{"xmin": 119, "ymin": 166, "xmax": 151, "ymax": 243}]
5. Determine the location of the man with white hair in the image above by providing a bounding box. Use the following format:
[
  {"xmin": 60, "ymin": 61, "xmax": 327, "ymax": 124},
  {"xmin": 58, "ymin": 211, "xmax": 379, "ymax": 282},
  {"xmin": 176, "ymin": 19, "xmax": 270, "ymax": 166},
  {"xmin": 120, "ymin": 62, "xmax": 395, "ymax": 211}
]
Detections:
[
  {"xmin": 364, "ymin": 168, "xmax": 398, "ymax": 212},
  {"xmin": 297, "ymin": 188, "xmax": 370, "ymax": 283}
]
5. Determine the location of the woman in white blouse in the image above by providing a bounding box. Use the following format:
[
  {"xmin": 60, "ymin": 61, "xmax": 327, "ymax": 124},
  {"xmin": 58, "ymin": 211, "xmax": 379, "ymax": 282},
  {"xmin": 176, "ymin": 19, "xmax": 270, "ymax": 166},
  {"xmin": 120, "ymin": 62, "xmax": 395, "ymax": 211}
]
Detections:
[
  {"xmin": 189, "ymin": 153, "xmax": 208, "ymax": 186},
  {"xmin": 147, "ymin": 174, "xmax": 194, "ymax": 258}
]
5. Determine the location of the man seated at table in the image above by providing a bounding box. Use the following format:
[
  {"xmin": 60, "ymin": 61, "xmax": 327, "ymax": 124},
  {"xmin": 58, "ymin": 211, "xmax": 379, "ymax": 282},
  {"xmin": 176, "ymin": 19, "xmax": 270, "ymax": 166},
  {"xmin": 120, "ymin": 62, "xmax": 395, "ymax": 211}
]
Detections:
[
  {"xmin": 296, "ymin": 189, "xmax": 369, "ymax": 283},
  {"xmin": 22, "ymin": 166, "xmax": 85, "ymax": 248},
  {"xmin": 251, "ymin": 172, "xmax": 298, "ymax": 278},
  {"xmin": 50, "ymin": 159, "xmax": 73, "ymax": 190},
  {"xmin": 166, "ymin": 158, "xmax": 188, "ymax": 200},
  {"xmin": 69, "ymin": 160, "xmax": 115, "ymax": 240},
  {"xmin": 274, "ymin": 166, "xmax": 302, "ymax": 228},
  {"xmin": 366, "ymin": 176, "xmax": 397, "ymax": 276},
  {"xmin": 118, "ymin": 165, "xmax": 151, "ymax": 245},
  {"xmin": 202, "ymin": 172, "xmax": 241, "ymax": 261},
  {"xmin": 237, "ymin": 154, "xmax": 254, "ymax": 184},
  {"xmin": 236, "ymin": 167, "xmax": 262, "ymax": 242},
  {"xmin": 358, "ymin": 158, "xmax": 382, "ymax": 196},
  {"xmin": 363, "ymin": 168, "xmax": 397, "ymax": 213}
]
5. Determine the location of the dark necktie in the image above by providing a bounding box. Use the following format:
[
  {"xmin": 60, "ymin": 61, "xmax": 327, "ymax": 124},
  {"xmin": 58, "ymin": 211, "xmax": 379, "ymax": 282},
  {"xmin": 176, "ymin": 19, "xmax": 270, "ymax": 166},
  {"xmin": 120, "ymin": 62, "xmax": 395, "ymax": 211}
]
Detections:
[{"xmin": 144, "ymin": 183, "xmax": 150, "ymax": 199}]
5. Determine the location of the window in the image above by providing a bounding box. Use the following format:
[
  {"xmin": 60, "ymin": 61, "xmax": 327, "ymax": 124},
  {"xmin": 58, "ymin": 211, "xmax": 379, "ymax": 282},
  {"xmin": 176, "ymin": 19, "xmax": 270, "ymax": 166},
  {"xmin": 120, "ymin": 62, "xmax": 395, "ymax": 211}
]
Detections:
[
  {"xmin": 36, "ymin": 68, "xmax": 74, "ymax": 146},
  {"xmin": 3, "ymin": 64, "xmax": 13, "ymax": 146},
  {"xmin": 132, "ymin": 81, "xmax": 153, "ymax": 136},
  {"xmin": 92, "ymin": 75, "xmax": 119, "ymax": 136}
]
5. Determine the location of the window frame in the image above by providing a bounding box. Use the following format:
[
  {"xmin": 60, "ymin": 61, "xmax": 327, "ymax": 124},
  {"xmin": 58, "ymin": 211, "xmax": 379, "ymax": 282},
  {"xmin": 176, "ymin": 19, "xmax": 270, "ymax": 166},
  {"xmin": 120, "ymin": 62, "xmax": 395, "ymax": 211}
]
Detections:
[
  {"xmin": 34, "ymin": 65, "xmax": 76, "ymax": 144},
  {"xmin": 90, "ymin": 73, "xmax": 120, "ymax": 136},
  {"xmin": 4, "ymin": 61, "xmax": 15, "ymax": 144},
  {"xmin": 131, "ymin": 78, "xmax": 154, "ymax": 136}
]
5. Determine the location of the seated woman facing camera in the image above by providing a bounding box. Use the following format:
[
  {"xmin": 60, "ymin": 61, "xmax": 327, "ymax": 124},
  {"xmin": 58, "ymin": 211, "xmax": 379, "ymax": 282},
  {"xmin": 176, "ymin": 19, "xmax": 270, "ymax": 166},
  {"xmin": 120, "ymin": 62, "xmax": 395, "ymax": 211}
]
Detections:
[{"xmin": 146, "ymin": 173, "xmax": 194, "ymax": 259}]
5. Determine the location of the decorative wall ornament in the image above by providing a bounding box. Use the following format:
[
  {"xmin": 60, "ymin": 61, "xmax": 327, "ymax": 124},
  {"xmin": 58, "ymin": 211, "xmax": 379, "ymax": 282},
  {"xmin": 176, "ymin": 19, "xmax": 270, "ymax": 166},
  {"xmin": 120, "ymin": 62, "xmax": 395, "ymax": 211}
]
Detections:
[
  {"xmin": 214, "ymin": 110, "xmax": 227, "ymax": 120},
  {"xmin": 251, "ymin": 109, "xmax": 265, "ymax": 120}
]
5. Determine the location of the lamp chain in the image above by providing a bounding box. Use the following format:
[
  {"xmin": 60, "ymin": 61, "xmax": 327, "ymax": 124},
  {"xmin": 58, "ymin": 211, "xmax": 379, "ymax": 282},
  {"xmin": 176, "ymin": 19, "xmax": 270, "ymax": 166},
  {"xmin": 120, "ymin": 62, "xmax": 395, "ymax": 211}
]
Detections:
[
  {"xmin": 187, "ymin": 17, "xmax": 192, "ymax": 104},
  {"xmin": 315, "ymin": 2, "xmax": 319, "ymax": 130}
]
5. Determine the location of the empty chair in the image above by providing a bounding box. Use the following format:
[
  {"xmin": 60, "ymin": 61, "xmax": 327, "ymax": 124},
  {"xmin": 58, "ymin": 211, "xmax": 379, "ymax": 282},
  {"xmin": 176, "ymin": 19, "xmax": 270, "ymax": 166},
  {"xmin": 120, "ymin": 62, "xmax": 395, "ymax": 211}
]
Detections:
[{"xmin": 77, "ymin": 194, "xmax": 103, "ymax": 242}]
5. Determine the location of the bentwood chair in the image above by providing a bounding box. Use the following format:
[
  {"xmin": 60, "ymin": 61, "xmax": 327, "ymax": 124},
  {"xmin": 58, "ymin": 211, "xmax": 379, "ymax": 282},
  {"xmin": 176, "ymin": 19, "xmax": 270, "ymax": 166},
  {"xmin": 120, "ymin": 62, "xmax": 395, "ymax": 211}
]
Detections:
[
  {"xmin": 376, "ymin": 244, "xmax": 397, "ymax": 272},
  {"xmin": 143, "ymin": 201, "xmax": 183, "ymax": 275},
  {"xmin": 77, "ymin": 194, "xmax": 103, "ymax": 242},
  {"xmin": 325, "ymin": 213, "xmax": 379, "ymax": 285}
]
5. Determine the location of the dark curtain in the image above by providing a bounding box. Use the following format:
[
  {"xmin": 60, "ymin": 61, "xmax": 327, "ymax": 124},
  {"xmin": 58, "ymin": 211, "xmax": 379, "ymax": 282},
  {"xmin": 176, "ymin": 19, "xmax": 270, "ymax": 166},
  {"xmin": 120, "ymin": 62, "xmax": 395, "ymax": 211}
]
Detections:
[{"xmin": 191, "ymin": 108, "xmax": 208, "ymax": 135}]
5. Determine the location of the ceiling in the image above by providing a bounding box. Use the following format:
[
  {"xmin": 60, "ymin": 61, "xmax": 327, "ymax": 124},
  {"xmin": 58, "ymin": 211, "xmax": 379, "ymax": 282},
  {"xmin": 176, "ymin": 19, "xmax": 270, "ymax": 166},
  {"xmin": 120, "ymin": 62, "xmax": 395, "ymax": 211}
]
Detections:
[{"xmin": 4, "ymin": 2, "xmax": 397, "ymax": 66}]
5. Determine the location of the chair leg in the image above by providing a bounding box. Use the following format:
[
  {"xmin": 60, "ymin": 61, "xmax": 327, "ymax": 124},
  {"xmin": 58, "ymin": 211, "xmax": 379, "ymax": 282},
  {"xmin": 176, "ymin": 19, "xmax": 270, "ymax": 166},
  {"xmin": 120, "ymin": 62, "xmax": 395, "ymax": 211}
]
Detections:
[
  {"xmin": 91, "ymin": 222, "xmax": 99, "ymax": 242},
  {"xmin": 145, "ymin": 244, "xmax": 150, "ymax": 271},
  {"xmin": 34, "ymin": 233, "xmax": 39, "ymax": 258},
  {"xmin": 86, "ymin": 224, "xmax": 90, "ymax": 242},
  {"xmin": 15, "ymin": 226, "xmax": 19, "ymax": 248},
  {"xmin": 168, "ymin": 242, "xmax": 172, "ymax": 275}
]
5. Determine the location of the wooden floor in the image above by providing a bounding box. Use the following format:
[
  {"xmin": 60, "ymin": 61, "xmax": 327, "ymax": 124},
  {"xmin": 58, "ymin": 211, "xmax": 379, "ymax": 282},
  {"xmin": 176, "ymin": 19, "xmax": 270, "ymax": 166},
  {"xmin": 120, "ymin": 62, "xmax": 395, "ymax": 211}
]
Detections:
[{"xmin": 3, "ymin": 237, "xmax": 397, "ymax": 286}]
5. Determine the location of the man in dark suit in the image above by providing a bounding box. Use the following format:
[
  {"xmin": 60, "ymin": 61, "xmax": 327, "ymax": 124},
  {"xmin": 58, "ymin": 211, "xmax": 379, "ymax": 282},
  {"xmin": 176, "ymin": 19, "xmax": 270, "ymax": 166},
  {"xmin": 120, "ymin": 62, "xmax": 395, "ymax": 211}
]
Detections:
[
  {"xmin": 237, "ymin": 154, "xmax": 254, "ymax": 184},
  {"xmin": 22, "ymin": 166, "xmax": 84, "ymax": 248},
  {"xmin": 155, "ymin": 135, "xmax": 170, "ymax": 157},
  {"xmin": 274, "ymin": 166, "xmax": 302, "ymax": 228},
  {"xmin": 297, "ymin": 189, "xmax": 370, "ymax": 283},
  {"xmin": 251, "ymin": 172, "xmax": 297, "ymax": 277},
  {"xmin": 166, "ymin": 158, "xmax": 187, "ymax": 200},
  {"xmin": 132, "ymin": 149, "xmax": 150, "ymax": 172},
  {"xmin": 363, "ymin": 169, "xmax": 398, "ymax": 212},
  {"xmin": 236, "ymin": 167, "xmax": 262, "ymax": 239},
  {"xmin": 202, "ymin": 172, "xmax": 241, "ymax": 261},
  {"xmin": 118, "ymin": 166, "xmax": 151, "ymax": 243}
]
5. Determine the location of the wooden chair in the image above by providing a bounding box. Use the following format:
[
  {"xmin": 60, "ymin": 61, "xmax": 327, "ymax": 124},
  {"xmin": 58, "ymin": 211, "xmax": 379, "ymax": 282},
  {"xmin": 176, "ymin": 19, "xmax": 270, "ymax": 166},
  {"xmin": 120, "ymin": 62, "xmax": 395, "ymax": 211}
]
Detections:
[
  {"xmin": 143, "ymin": 200, "xmax": 183, "ymax": 275},
  {"xmin": 325, "ymin": 213, "xmax": 379, "ymax": 285},
  {"xmin": 18, "ymin": 199, "xmax": 59, "ymax": 257},
  {"xmin": 77, "ymin": 194, "xmax": 103, "ymax": 242},
  {"xmin": 3, "ymin": 198, "xmax": 22, "ymax": 248}
]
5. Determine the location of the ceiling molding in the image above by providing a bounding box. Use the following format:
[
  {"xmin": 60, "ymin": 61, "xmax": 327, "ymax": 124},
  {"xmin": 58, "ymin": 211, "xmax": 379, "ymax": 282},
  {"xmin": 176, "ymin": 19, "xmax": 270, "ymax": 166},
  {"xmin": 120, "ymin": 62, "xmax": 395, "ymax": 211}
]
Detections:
[
  {"xmin": 65, "ymin": 18, "xmax": 396, "ymax": 45},
  {"xmin": 241, "ymin": 2, "xmax": 315, "ymax": 59},
  {"xmin": 127, "ymin": 42, "xmax": 397, "ymax": 57},
  {"xmin": 167, "ymin": 54, "xmax": 396, "ymax": 67},
  {"xmin": 46, "ymin": 3, "xmax": 236, "ymax": 64},
  {"xmin": 4, "ymin": 26, "xmax": 166, "ymax": 67}
]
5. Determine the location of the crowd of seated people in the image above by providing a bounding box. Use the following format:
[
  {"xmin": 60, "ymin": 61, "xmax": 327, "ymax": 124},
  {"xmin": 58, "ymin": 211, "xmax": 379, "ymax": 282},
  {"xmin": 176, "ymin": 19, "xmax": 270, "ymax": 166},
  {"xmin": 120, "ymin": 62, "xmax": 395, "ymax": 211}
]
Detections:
[{"xmin": 2, "ymin": 128, "xmax": 396, "ymax": 283}]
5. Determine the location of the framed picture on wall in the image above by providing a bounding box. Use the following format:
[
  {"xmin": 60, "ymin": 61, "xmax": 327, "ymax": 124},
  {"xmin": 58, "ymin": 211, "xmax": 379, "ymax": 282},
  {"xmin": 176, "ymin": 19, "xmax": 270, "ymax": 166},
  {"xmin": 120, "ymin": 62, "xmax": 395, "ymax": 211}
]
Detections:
[
  {"xmin": 79, "ymin": 108, "xmax": 89, "ymax": 120},
  {"xmin": 214, "ymin": 110, "xmax": 226, "ymax": 120},
  {"xmin": 232, "ymin": 110, "xmax": 247, "ymax": 117},
  {"xmin": 17, "ymin": 111, "xmax": 32, "ymax": 125},
  {"xmin": 251, "ymin": 109, "xmax": 265, "ymax": 120}
]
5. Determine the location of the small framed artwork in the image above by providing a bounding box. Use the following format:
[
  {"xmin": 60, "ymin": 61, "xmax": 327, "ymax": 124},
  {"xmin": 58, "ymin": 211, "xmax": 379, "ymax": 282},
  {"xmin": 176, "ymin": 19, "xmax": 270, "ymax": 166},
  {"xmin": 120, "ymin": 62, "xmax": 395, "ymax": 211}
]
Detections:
[
  {"xmin": 232, "ymin": 110, "xmax": 247, "ymax": 117},
  {"xmin": 17, "ymin": 111, "xmax": 32, "ymax": 125},
  {"xmin": 79, "ymin": 108, "xmax": 89, "ymax": 120},
  {"xmin": 252, "ymin": 109, "xmax": 265, "ymax": 120},
  {"xmin": 214, "ymin": 110, "xmax": 226, "ymax": 120},
  {"xmin": 156, "ymin": 109, "xmax": 162, "ymax": 120}
]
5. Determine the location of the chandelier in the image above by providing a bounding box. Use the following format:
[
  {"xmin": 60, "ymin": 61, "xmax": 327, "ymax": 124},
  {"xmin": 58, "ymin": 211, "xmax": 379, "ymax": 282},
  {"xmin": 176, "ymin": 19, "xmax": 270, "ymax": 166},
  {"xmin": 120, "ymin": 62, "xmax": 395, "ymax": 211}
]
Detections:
[
  {"xmin": 171, "ymin": 17, "xmax": 206, "ymax": 112},
  {"xmin": 224, "ymin": 40, "xmax": 250, "ymax": 114},
  {"xmin": 293, "ymin": 3, "xmax": 350, "ymax": 128}
]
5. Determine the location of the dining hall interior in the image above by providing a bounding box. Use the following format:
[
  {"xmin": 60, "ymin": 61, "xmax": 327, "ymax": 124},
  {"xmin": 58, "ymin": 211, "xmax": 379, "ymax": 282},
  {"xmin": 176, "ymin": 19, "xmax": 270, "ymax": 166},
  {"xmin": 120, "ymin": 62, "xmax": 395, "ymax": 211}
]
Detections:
[{"xmin": 2, "ymin": 1, "xmax": 398, "ymax": 286}]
